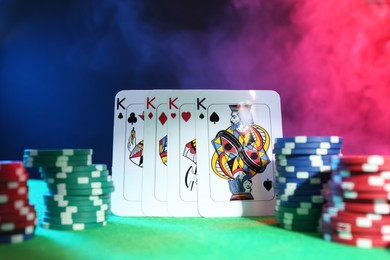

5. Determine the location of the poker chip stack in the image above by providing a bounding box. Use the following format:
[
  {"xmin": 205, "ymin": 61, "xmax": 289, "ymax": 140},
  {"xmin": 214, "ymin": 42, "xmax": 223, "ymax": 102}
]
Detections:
[
  {"xmin": 321, "ymin": 155, "xmax": 390, "ymax": 248},
  {"xmin": 0, "ymin": 161, "xmax": 37, "ymax": 244},
  {"xmin": 273, "ymin": 136, "xmax": 343, "ymax": 232},
  {"xmin": 23, "ymin": 149, "xmax": 114, "ymax": 231}
]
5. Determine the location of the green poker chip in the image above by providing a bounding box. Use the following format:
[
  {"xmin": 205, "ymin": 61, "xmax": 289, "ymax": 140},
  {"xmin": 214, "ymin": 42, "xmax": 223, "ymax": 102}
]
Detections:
[
  {"xmin": 41, "ymin": 170, "xmax": 110, "ymax": 180},
  {"xmin": 46, "ymin": 181, "xmax": 114, "ymax": 190},
  {"xmin": 42, "ymin": 215, "xmax": 109, "ymax": 225},
  {"xmin": 24, "ymin": 159, "xmax": 92, "ymax": 168},
  {"xmin": 43, "ymin": 209, "xmax": 110, "ymax": 218},
  {"xmin": 40, "ymin": 164, "xmax": 107, "ymax": 173},
  {"xmin": 275, "ymin": 205, "xmax": 323, "ymax": 215},
  {"xmin": 275, "ymin": 215, "xmax": 320, "ymax": 226},
  {"xmin": 278, "ymin": 223, "xmax": 319, "ymax": 232},
  {"xmin": 24, "ymin": 149, "xmax": 93, "ymax": 156},
  {"xmin": 48, "ymin": 186, "xmax": 114, "ymax": 196},
  {"xmin": 274, "ymin": 210, "xmax": 321, "ymax": 221},
  {"xmin": 40, "ymin": 221, "xmax": 107, "ymax": 231},
  {"xmin": 43, "ymin": 193, "xmax": 110, "ymax": 201},
  {"xmin": 44, "ymin": 197, "xmax": 111, "ymax": 207},
  {"xmin": 44, "ymin": 175, "xmax": 112, "ymax": 185},
  {"xmin": 44, "ymin": 203, "xmax": 110, "ymax": 213},
  {"xmin": 23, "ymin": 154, "xmax": 92, "ymax": 162}
]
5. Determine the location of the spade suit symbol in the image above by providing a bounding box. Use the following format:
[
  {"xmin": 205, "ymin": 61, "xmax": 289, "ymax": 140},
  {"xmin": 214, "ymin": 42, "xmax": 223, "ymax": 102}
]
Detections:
[
  {"xmin": 209, "ymin": 112, "xmax": 220, "ymax": 124},
  {"xmin": 263, "ymin": 178, "xmax": 272, "ymax": 191},
  {"xmin": 128, "ymin": 112, "xmax": 137, "ymax": 125}
]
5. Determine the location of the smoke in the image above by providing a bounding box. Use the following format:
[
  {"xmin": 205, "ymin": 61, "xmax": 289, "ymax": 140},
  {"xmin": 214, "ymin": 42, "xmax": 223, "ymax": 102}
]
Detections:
[{"xmin": 1, "ymin": 0, "xmax": 390, "ymax": 160}]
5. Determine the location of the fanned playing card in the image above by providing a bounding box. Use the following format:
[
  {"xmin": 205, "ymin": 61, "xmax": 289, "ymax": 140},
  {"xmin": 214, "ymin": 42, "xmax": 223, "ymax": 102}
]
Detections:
[
  {"xmin": 167, "ymin": 90, "xmax": 201, "ymax": 217},
  {"xmin": 112, "ymin": 90, "xmax": 147, "ymax": 216},
  {"xmin": 195, "ymin": 90, "xmax": 282, "ymax": 217},
  {"xmin": 142, "ymin": 90, "xmax": 171, "ymax": 216}
]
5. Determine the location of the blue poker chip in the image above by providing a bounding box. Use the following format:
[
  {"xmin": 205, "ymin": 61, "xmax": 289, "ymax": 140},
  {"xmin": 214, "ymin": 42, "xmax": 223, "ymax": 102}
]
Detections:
[
  {"xmin": 274, "ymin": 142, "xmax": 342, "ymax": 149},
  {"xmin": 275, "ymin": 155, "xmax": 331, "ymax": 161},
  {"xmin": 0, "ymin": 233, "xmax": 35, "ymax": 244},
  {"xmin": 275, "ymin": 136, "xmax": 343, "ymax": 144},
  {"xmin": 275, "ymin": 199, "xmax": 323, "ymax": 209},
  {"xmin": 277, "ymin": 193, "xmax": 325, "ymax": 204},
  {"xmin": 274, "ymin": 182, "xmax": 324, "ymax": 191},
  {"xmin": 274, "ymin": 187, "xmax": 323, "ymax": 196},
  {"xmin": 275, "ymin": 158, "xmax": 330, "ymax": 167},
  {"xmin": 276, "ymin": 165, "xmax": 332, "ymax": 173},
  {"xmin": 276, "ymin": 176, "xmax": 327, "ymax": 185},
  {"xmin": 275, "ymin": 171, "xmax": 326, "ymax": 179},
  {"xmin": 273, "ymin": 148, "xmax": 341, "ymax": 155}
]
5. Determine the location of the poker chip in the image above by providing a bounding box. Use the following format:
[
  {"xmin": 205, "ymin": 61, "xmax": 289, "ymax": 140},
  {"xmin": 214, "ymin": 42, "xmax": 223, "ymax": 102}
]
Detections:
[
  {"xmin": 276, "ymin": 176, "xmax": 324, "ymax": 185},
  {"xmin": 274, "ymin": 187, "xmax": 323, "ymax": 196},
  {"xmin": 275, "ymin": 136, "xmax": 343, "ymax": 144},
  {"xmin": 0, "ymin": 233, "xmax": 35, "ymax": 244},
  {"xmin": 24, "ymin": 149, "xmax": 114, "ymax": 231},
  {"xmin": 274, "ymin": 142, "xmax": 343, "ymax": 149},
  {"xmin": 24, "ymin": 149, "xmax": 93, "ymax": 156},
  {"xmin": 275, "ymin": 199, "xmax": 323, "ymax": 209},
  {"xmin": 273, "ymin": 136, "xmax": 343, "ymax": 233},
  {"xmin": 332, "ymin": 155, "xmax": 390, "ymax": 165},
  {"xmin": 40, "ymin": 164, "xmax": 107, "ymax": 173},
  {"xmin": 273, "ymin": 182, "xmax": 324, "ymax": 191},
  {"xmin": 275, "ymin": 170, "xmax": 326, "ymax": 179},
  {"xmin": 322, "ymin": 154, "xmax": 390, "ymax": 247},
  {"xmin": 322, "ymin": 232, "xmax": 390, "ymax": 248},
  {"xmin": 0, "ymin": 161, "xmax": 37, "ymax": 244},
  {"xmin": 273, "ymin": 148, "xmax": 341, "ymax": 156},
  {"xmin": 40, "ymin": 221, "xmax": 107, "ymax": 231},
  {"xmin": 43, "ymin": 175, "xmax": 111, "ymax": 185}
]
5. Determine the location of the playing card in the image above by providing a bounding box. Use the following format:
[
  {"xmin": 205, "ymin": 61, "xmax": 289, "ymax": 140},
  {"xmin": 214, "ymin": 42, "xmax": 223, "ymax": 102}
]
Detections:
[
  {"xmin": 167, "ymin": 90, "xmax": 201, "ymax": 217},
  {"xmin": 195, "ymin": 90, "xmax": 282, "ymax": 217},
  {"xmin": 112, "ymin": 90, "xmax": 147, "ymax": 216},
  {"xmin": 142, "ymin": 90, "xmax": 171, "ymax": 216}
]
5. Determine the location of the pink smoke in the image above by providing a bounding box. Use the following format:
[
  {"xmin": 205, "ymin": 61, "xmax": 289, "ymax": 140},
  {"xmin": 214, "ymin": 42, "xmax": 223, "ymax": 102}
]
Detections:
[{"xmin": 180, "ymin": 0, "xmax": 390, "ymax": 155}]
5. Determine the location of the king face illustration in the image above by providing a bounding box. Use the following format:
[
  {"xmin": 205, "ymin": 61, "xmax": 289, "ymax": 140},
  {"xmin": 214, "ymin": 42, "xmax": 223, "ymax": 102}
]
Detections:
[{"xmin": 210, "ymin": 104, "xmax": 270, "ymax": 200}]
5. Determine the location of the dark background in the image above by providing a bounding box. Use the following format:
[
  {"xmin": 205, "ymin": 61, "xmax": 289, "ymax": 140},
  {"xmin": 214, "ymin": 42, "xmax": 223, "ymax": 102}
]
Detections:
[{"xmin": 1, "ymin": 0, "xmax": 390, "ymax": 178}]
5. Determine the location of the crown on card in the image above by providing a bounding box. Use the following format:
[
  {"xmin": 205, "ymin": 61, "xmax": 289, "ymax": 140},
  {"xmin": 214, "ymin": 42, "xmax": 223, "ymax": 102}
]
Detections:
[{"xmin": 229, "ymin": 104, "xmax": 252, "ymax": 112}]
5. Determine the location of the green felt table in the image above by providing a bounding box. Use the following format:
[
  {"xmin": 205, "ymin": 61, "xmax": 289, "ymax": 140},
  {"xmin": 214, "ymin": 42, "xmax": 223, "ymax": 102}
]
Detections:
[{"xmin": 0, "ymin": 180, "xmax": 389, "ymax": 259}]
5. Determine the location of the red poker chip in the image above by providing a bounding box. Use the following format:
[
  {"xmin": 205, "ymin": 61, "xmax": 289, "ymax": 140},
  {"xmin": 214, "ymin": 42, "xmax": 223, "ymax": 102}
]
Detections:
[
  {"xmin": 321, "ymin": 219, "xmax": 390, "ymax": 235},
  {"xmin": 0, "ymin": 172, "xmax": 28, "ymax": 182},
  {"xmin": 0, "ymin": 193, "xmax": 29, "ymax": 204},
  {"xmin": 323, "ymin": 232, "xmax": 390, "ymax": 248},
  {"xmin": 0, "ymin": 199, "xmax": 30, "ymax": 209},
  {"xmin": 331, "ymin": 169, "xmax": 390, "ymax": 179},
  {"xmin": 331, "ymin": 171, "xmax": 390, "ymax": 182},
  {"xmin": 337, "ymin": 164, "xmax": 390, "ymax": 173},
  {"xmin": 327, "ymin": 200, "xmax": 390, "ymax": 214},
  {"xmin": 0, "ymin": 186, "xmax": 28, "ymax": 196},
  {"xmin": 0, "ymin": 218, "xmax": 38, "ymax": 231},
  {"xmin": 0, "ymin": 181, "xmax": 28, "ymax": 190},
  {"xmin": 336, "ymin": 155, "xmax": 390, "ymax": 165},
  {"xmin": 323, "ymin": 204, "xmax": 390, "ymax": 222},
  {"xmin": 325, "ymin": 192, "xmax": 378, "ymax": 204},
  {"xmin": 0, "ymin": 161, "xmax": 24, "ymax": 172},
  {"xmin": 322, "ymin": 211, "xmax": 390, "ymax": 226},
  {"xmin": 0, "ymin": 225, "xmax": 35, "ymax": 236},
  {"xmin": 322, "ymin": 224, "xmax": 390, "ymax": 241},
  {"xmin": 327, "ymin": 180, "xmax": 390, "ymax": 192},
  {"xmin": 0, "ymin": 204, "xmax": 36, "ymax": 215},
  {"xmin": 0, "ymin": 211, "xmax": 37, "ymax": 223},
  {"xmin": 330, "ymin": 189, "xmax": 390, "ymax": 201}
]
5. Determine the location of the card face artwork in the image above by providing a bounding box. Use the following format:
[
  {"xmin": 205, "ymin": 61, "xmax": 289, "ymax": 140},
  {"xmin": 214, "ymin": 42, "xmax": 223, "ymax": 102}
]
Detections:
[
  {"xmin": 195, "ymin": 90, "xmax": 283, "ymax": 217},
  {"xmin": 142, "ymin": 90, "xmax": 171, "ymax": 216},
  {"xmin": 167, "ymin": 90, "xmax": 200, "ymax": 217},
  {"xmin": 112, "ymin": 90, "xmax": 148, "ymax": 216}
]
